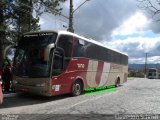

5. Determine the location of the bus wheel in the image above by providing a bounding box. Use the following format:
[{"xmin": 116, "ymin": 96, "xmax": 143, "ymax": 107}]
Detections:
[
  {"xmin": 115, "ymin": 77, "xmax": 120, "ymax": 87},
  {"xmin": 72, "ymin": 80, "xmax": 83, "ymax": 96}
]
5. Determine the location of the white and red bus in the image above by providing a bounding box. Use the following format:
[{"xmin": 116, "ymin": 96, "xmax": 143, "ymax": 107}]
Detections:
[
  {"xmin": 12, "ymin": 30, "xmax": 128, "ymax": 96},
  {"xmin": 147, "ymin": 68, "xmax": 160, "ymax": 79}
]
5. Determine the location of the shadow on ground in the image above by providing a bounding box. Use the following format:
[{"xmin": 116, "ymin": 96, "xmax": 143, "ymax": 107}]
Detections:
[{"xmin": 0, "ymin": 93, "xmax": 71, "ymax": 109}]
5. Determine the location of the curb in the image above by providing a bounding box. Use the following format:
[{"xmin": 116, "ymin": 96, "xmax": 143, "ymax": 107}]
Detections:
[{"xmin": 3, "ymin": 93, "xmax": 18, "ymax": 98}]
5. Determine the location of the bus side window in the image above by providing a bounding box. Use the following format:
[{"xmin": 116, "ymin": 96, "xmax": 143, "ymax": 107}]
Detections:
[
  {"xmin": 73, "ymin": 38, "xmax": 86, "ymax": 57},
  {"xmin": 57, "ymin": 35, "xmax": 73, "ymax": 58}
]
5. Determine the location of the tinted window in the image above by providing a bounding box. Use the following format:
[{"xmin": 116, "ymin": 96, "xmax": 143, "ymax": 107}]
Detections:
[
  {"xmin": 73, "ymin": 38, "xmax": 86, "ymax": 57},
  {"xmin": 57, "ymin": 35, "xmax": 73, "ymax": 57},
  {"xmin": 52, "ymin": 51, "xmax": 64, "ymax": 76},
  {"xmin": 14, "ymin": 48, "xmax": 49, "ymax": 77},
  {"xmin": 86, "ymin": 44, "xmax": 97, "ymax": 59},
  {"xmin": 19, "ymin": 33, "xmax": 57, "ymax": 48},
  {"xmin": 72, "ymin": 37, "xmax": 128, "ymax": 65},
  {"xmin": 52, "ymin": 35, "xmax": 73, "ymax": 75},
  {"xmin": 149, "ymin": 69, "xmax": 157, "ymax": 72}
]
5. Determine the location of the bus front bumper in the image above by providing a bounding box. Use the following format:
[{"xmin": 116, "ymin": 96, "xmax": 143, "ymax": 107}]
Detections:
[{"xmin": 13, "ymin": 83, "xmax": 51, "ymax": 96}]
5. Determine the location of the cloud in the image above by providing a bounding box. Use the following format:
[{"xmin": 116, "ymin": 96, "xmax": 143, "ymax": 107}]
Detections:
[
  {"xmin": 137, "ymin": 0, "xmax": 160, "ymax": 34},
  {"xmin": 103, "ymin": 36, "xmax": 160, "ymax": 63},
  {"xmin": 39, "ymin": 13, "xmax": 68, "ymax": 31},
  {"xmin": 73, "ymin": 0, "xmax": 138, "ymax": 40},
  {"xmin": 129, "ymin": 56, "xmax": 160, "ymax": 64},
  {"xmin": 107, "ymin": 10, "xmax": 160, "ymax": 64},
  {"xmin": 40, "ymin": 0, "xmax": 139, "ymax": 40},
  {"xmin": 112, "ymin": 12, "xmax": 149, "ymax": 36},
  {"xmin": 39, "ymin": 0, "xmax": 160, "ymax": 64}
]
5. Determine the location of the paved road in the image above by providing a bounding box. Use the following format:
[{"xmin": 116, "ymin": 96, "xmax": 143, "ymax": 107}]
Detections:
[{"xmin": 0, "ymin": 78, "xmax": 160, "ymax": 119}]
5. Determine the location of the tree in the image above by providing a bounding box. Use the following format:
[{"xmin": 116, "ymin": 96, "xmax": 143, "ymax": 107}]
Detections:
[
  {"xmin": 11, "ymin": 0, "xmax": 66, "ymax": 41},
  {"xmin": 11, "ymin": 0, "xmax": 40, "ymax": 41},
  {"xmin": 33, "ymin": 0, "xmax": 66, "ymax": 14},
  {"xmin": 0, "ymin": 0, "xmax": 12, "ymax": 67},
  {"xmin": 0, "ymin": 3, "xmax": 4, "ymax": 67},
  {"xmin": 138, "ymin": 0, "xmax": 160, "ymax": 21}
]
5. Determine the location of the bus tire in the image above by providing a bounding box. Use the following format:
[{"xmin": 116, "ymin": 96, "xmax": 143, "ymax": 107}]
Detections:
[
  {"xmin": 115, "ymin": 77, "xmax": 120, "ymax": 87},
  {"xmin": 71, "ymin": 80, "xmax": 83, "ymax": 96}
]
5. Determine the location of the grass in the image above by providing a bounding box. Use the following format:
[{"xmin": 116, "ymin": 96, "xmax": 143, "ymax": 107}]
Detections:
[{"xmin": 84, "ymin": 87, "xmax": 116, "ymax": 95}]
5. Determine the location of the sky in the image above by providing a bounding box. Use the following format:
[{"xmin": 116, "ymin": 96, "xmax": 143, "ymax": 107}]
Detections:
[{"xmin": 39, "ymin": 0, "xmax": 160, "ymax": 64}]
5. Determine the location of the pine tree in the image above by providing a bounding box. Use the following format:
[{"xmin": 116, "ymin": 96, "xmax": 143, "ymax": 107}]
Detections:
[
  {"xmin": 9, "ymin": 0, "xmax": 67, "ymax": 42},
  {"xmin": 33, "ymin": 0, "xmax": 66, "ymax": 16},
  {"xmin": 11, "ymin": 0, "xmax": 40, "ymax": 41},
  {"xmin": 0, "ymin": 0, "xmax": 11, "ymax": 67}
]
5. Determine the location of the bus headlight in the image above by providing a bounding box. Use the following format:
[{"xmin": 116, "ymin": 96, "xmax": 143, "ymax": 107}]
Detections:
[{"xmin": 35, "ymin": 83, "xmax": 46, "ymax": 87}]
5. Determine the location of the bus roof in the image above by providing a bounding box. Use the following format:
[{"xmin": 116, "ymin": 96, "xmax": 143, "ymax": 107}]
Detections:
[
  {"xmin": 23, "ymin": 30, "xmax": 58, "ymax": 35},
  {"xmin": 58, "ymin": 30, "xmax": 128, "ymax": 56},
  {"xmin": 148, "ymin": 68, "xmax": 158, "ymax": 70},
  {"xmin": 23, "ymin": 30, "xmax": 128, "ymax": 56}
]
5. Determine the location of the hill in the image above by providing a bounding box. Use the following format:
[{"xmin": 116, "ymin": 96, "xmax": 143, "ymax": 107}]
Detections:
[{"xmin": 129, "ymin": 64, "xmax": 160, "ymax": 69}]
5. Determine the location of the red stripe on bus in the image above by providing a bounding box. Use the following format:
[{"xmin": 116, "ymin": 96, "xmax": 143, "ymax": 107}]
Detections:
[{"xmin": 95, "ymin": 61, "xmax": 104, "ymax": 85}]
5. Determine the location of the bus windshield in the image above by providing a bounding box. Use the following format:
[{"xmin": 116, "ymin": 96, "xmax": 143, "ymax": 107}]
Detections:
[
  {"xmin": 149, "ymin": 69, "xmax": 157, "ymax": 73},
  {"xmin": 13, "ymin": 32, "xmax": 57, "ymax": 77}
]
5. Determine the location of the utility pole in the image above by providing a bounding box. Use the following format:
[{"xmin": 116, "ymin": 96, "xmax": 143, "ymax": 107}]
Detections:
[
  {"xmin": 68, "ymin": 0, "xmax": 90, "ymax": 33},
  {"xmin": 68, "ymin": 0, "xmax": 74, "ymax": 32},
  {"xmin": 28, "ymin": 0, "xmax": 32, "ymax": 31},
  {"xmin": 144, "ymin": 53, "xmax": 148, "ymax": 78}
]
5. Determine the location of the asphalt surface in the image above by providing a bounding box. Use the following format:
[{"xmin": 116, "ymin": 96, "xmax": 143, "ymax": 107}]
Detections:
[{"xmin": 0, "ymin": 78, "xmax": 160, "ymax": 119}]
